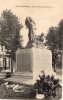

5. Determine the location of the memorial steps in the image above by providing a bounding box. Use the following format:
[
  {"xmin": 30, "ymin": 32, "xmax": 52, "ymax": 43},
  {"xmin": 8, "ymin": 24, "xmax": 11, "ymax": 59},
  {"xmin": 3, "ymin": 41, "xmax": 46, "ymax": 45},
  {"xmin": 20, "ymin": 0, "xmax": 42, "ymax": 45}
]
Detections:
[
  {"xmin": 13, "ymin": 72, "xmax": 33, "ymax": 78},
  {"xmin": 4, "ymin": 72, "xmax": 33, "ymax": 85}
]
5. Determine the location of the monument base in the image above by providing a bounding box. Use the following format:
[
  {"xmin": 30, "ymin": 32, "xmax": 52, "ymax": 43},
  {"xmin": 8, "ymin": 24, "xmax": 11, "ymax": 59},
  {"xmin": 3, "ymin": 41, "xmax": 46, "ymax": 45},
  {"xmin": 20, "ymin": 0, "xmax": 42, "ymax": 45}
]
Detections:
[{"xmin": 16, "ymin": 47, "xmax": 53, "ymax": 84}]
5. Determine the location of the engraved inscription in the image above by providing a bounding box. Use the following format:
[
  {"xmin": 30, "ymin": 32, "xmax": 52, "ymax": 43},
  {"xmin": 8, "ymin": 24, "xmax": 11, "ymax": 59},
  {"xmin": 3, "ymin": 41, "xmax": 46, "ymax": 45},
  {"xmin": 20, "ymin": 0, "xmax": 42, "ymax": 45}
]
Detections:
[{"xmin": 17, "ymin": 52, "xmax": 32, "ymax": 72}]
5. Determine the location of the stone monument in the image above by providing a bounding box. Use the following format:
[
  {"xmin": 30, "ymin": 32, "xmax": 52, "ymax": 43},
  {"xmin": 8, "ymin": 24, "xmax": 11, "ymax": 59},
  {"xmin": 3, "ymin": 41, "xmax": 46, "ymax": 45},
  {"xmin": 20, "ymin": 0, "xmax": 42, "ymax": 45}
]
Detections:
[{"xmin": 16, "ymin": 17, "xmax": 54, "ymax": 84}]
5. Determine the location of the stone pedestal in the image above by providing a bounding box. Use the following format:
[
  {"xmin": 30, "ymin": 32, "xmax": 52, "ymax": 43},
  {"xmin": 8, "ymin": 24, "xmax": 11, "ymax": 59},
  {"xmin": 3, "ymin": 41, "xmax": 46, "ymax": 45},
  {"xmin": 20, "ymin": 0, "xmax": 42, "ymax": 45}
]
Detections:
[
  {"xmin": 32, "ymin": 48, "xmax": 53, "ymax": 83},
  {"xmin": 16, "ymin": 47, "xmax": 53, "ymax": 84}
]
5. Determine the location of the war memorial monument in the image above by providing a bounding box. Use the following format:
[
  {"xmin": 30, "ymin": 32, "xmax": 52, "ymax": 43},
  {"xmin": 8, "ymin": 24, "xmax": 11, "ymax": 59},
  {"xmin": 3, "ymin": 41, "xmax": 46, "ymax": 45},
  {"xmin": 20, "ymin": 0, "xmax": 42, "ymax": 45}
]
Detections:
[{"xmin": 16, "ymin": 17, "xmax": 54, "ymax": 83}]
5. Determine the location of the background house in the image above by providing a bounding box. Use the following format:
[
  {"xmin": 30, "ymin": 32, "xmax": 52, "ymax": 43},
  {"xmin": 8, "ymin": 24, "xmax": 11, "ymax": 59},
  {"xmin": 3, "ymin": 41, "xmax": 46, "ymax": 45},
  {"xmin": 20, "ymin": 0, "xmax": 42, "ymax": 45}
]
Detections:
[{"xmin": 0, "ymin": 43, "xmax": 11, "ymax": 72}]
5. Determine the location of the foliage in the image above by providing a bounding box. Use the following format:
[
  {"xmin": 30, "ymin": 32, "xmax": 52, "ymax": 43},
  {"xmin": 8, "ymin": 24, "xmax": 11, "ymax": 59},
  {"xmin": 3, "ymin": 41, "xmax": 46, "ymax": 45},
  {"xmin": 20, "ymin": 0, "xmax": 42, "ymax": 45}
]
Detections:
[
  {"xmin": 57, "ymin": 19, "xmax": 63, "ymax": 50},
  {"xmin": 34, "ymin": 72, "xmax": 59, "ymax": 97},
  {"xmin": 46, "ymin": 19, "xmax": 63, "ymax": 51},
  {"xmin": 0, "ymin": 9, "xmax": 23, "ymax": 60},
  {"xmin": 46, "ymin": 20, "xmax": 62, "ymax": 68},
  {"xmin": 46, "ymin": 27, "xmax": 59, "ymax": 51}
]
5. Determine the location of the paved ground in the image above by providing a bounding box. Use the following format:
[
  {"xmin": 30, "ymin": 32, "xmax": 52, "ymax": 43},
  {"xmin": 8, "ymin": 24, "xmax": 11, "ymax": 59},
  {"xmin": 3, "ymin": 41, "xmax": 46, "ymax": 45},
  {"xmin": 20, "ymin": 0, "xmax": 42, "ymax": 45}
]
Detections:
[{"xmin": 3, "ymin": 67, "xmax": 62, "ymax": 86}]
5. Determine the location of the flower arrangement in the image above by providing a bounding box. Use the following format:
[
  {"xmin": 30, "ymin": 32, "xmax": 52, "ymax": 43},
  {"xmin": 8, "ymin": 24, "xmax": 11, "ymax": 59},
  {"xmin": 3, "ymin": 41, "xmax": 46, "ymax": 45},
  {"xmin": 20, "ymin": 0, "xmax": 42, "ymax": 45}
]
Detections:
[{"xmin": 34, "ymin": 70, "xmax": 59, "ymax": 98}]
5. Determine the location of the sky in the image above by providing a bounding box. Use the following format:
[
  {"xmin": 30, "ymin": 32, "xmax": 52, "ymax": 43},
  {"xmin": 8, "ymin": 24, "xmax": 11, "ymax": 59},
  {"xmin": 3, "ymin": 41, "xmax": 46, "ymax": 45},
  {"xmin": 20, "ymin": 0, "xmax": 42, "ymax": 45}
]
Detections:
[{"xmin": 0, "ymin": 0, "xmax": 63, "ymax": 46}]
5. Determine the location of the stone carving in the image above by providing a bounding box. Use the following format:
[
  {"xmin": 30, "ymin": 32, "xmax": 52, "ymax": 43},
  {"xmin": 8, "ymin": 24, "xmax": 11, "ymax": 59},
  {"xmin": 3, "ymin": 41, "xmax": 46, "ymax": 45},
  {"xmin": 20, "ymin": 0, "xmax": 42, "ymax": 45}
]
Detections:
[
  {"xmin": 25, "ymin": 17, "xmax": 36, "ymax": 43},
  {"xmin": 25, "ymin": 17, "xmax": 45, "ymax": 48}
]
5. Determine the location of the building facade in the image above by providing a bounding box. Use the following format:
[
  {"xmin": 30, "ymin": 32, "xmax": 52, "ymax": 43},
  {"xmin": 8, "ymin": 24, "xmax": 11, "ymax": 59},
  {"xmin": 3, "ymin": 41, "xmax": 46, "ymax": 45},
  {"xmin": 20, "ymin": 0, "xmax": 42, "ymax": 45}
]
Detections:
[{"xmin": 0, "ymin": 45, "xmax": 11, "ymax": 72}]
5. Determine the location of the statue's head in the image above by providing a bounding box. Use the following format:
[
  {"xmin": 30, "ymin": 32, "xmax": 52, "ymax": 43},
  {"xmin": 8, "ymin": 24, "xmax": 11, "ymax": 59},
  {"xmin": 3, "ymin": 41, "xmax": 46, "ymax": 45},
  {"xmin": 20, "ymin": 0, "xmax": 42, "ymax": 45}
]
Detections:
[{"xmin": 25, "ymin": 17, "xmax": 35, "ymax": 28}]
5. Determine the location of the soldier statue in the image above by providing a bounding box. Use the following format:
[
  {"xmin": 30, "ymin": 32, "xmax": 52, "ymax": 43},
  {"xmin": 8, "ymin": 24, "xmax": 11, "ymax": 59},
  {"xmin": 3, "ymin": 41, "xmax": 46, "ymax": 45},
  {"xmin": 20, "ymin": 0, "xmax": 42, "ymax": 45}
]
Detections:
[{"xmin": 25, "ymin": 17, "xmax": 36, "ymax": 43}]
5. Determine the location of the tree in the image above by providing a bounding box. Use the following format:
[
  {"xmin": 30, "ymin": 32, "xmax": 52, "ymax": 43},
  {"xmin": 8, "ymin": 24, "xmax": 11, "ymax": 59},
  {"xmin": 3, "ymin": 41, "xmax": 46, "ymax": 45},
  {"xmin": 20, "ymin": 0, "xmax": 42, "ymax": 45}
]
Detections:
[
  {"xmin": 57, "ymin": 19, "xmax": 63, "ymax": 50},
  {"xmin": 46, "ymin": 19, "xmax": 62, "ymax": 51},
  {"xmin": 46, "ymin": 27, "xmax": 59, "ymax": 71},
  {"xmin": 46, "ymin": 20, "xmax": 62, "ymax": 70},
  {"xmin": 46, "ymin": 27, "xmax": 59, "ymax": 52},
  {"xmin": 0, "ymin": 9, "xmax": 23, "ymax": 73},
  {"xmin": 0, "ymin": 9, "xmax": 23, "ymax": 60}
]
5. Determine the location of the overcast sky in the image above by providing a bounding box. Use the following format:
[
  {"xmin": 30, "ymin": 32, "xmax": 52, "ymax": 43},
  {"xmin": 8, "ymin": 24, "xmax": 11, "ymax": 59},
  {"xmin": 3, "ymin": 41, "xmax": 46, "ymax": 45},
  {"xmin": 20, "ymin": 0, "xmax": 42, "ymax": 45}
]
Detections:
[{"xmin": 0, "ymin": 0, "xmax": 63, "ymax": 46}]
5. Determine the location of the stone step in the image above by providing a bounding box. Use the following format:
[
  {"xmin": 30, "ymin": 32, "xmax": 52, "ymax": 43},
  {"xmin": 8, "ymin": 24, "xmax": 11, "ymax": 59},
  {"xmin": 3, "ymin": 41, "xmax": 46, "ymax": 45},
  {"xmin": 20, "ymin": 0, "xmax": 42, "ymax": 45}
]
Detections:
[
  {"xmin": 4, "ymin": 74, "xmax": 33, "ymax": 85},
  {"xmin": 13, "ymin": 72, "xmax": 33, "ymax": 78}
]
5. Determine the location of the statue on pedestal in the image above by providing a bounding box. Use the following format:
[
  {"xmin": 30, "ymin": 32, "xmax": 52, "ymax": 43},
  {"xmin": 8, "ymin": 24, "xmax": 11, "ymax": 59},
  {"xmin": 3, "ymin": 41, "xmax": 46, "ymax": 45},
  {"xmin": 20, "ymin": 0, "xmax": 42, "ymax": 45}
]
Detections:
[
  {"xmin": 25, "ymin": 17, "xmax": 36, "ymax": 47},
  {"xmin": 25, "ymin": 17, "xmax": 45, "ymax": 48}
]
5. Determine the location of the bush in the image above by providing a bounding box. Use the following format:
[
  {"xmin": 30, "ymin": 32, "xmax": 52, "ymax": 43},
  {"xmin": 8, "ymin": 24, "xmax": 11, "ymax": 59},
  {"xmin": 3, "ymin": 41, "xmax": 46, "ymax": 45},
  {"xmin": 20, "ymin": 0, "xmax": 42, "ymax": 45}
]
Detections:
[{"xmin": 34, "ymin": 71, "xmax": 59, "ymax": 97}]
